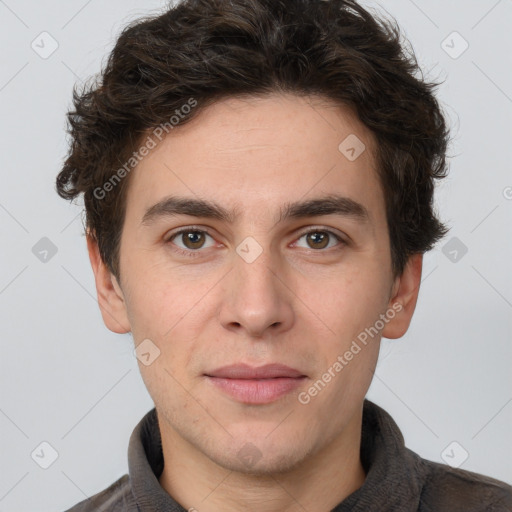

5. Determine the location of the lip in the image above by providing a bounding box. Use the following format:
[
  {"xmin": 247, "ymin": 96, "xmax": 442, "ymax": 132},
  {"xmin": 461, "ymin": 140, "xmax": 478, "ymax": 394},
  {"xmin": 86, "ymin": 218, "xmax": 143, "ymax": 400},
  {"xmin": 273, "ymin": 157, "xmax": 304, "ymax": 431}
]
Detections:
[
  {"xmin": 206, "ymin": 363, "xmax": 305, "ymax": 379},
  {"xmin": 204, "ymin": 364, "xmax": 307, "ymax": 404}
]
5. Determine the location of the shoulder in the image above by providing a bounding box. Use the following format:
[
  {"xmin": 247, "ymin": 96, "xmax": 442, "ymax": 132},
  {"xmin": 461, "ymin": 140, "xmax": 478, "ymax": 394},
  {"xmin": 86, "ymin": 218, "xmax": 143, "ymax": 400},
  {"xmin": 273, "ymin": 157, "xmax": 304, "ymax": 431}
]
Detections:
[
  {"xmin": 63, "ymin": 474, "xmax": 135, "ymax": 512},
  {"xmin": 415, "ymin": 452, "xmax": 512, "ymax": 512}
]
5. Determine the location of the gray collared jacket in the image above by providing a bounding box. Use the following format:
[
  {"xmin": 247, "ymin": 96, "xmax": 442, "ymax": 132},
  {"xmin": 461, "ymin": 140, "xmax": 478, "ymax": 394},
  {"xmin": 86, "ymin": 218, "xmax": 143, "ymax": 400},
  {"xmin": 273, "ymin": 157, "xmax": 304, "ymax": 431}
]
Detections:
[{"xmin": 64, "ymin": 400, "xmax": 512, "ymax": 511}]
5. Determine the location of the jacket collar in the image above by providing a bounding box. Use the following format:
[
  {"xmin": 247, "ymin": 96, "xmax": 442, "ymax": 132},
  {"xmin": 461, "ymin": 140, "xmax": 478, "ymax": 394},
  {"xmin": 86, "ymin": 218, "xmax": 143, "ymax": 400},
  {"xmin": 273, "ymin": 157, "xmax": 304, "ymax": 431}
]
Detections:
[
  {"xmin": 128, "ymin": 400, "xmax": 425, "ymax": 511},
  {"xmin": 332, "ymin": 400, "xmax": 425, "ymax": 511}
]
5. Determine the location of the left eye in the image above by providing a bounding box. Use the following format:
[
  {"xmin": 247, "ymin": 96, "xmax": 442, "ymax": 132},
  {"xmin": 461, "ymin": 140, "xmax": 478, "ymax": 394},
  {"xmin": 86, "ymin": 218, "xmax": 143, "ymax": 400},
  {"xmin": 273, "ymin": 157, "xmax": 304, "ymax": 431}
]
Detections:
[{"xmin": 294, "ymin": 229, "xmax": 344, "ymax": 250}]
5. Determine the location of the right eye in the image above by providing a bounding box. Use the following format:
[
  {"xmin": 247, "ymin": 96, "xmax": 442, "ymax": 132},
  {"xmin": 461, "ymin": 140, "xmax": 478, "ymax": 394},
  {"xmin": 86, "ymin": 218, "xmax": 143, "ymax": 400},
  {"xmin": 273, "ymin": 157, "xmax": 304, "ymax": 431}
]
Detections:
[{"xmin": 165, "ymin": 228, "xmax": 216, "ymax": 257}]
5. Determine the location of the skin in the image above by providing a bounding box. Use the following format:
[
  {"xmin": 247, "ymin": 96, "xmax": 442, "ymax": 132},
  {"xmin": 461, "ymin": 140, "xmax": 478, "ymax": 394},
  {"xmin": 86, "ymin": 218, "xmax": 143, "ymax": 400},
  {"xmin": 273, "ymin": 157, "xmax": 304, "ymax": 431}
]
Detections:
[{"xmin": 87, "ymin": 92, "xmax": 422, "ymax": 512}]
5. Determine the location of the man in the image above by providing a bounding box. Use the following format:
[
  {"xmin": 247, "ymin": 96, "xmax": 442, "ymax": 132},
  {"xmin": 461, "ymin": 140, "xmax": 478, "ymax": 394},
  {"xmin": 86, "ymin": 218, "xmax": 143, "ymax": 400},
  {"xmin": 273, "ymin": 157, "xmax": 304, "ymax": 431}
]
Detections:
[{"xmin": 57, "ymin": 0, "xmax": 512, "ymax": 510}]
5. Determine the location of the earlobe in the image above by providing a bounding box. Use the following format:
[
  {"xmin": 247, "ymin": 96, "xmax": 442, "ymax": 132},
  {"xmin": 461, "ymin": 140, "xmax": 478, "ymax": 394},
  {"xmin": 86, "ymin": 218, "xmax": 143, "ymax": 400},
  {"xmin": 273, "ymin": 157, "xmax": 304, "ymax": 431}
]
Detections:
[
  {"xmin": 86, "ymin": 232, "xmax": 131, "ymax": 334},
  {"xmin": 381, "ymin": 253, "xmax": 423, "ymax": 340}
]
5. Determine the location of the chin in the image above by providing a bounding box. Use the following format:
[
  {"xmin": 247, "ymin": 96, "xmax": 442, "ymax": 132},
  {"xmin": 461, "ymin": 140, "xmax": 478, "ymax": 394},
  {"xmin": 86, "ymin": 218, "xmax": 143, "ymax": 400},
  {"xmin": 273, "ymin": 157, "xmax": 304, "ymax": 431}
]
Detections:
[{"xmin": 207, "ymin": 435, "xmax": 315, "ymax": 476}]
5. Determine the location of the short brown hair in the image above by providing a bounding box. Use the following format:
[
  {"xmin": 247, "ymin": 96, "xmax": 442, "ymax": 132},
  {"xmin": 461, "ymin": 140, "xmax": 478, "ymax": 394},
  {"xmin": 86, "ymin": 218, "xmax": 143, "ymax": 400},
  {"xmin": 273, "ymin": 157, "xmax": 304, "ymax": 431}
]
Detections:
[{"xmin": 56, "ymin": 0, "xmax": 450, "ymax": 281}]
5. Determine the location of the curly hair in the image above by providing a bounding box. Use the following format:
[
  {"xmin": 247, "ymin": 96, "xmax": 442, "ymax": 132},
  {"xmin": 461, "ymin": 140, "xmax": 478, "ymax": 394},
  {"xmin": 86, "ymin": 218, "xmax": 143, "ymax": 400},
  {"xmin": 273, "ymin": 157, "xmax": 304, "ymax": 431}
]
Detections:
[{"xmin": 56, "ymin": 0, "xmax": 450, "ymax": 281}]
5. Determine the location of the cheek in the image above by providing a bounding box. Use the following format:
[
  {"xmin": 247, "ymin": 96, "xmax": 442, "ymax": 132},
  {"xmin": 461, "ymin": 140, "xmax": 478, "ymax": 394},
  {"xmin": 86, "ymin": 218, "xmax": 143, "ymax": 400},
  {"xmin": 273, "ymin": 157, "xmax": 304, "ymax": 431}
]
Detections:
[
  {"xmin": 121, "ymin": 260, "xmax": 197, "ymax": 338},
  {"xmin": 303, "ymin": 266, "xmax": 389, "ymax": 397},
  {"xmin": 125, "ymin": 271, "xmax": 212, "ymax": 383},
  {"xmin": 313, "ymin": 264, "xmax": 389, "ymax": 336},
  {"xmin": 307, "ymin": 272, "xmax": 385, "ymax": 400}
]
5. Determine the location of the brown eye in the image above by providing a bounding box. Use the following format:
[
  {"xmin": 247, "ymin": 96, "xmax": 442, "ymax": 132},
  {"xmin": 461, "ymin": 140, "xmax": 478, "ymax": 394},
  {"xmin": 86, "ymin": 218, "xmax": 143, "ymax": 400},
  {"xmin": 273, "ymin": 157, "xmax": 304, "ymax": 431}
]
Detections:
[
  {"xmin": 180, "ymin": 231, "xmax": 206, "ymax": 249},
  {"xmin": 305, "ymin": 231, "xmax": 330, "ymax": 249},
  {"xmin": 167, "ymin": 229, "xmax": 216, "ymax": 255},
  {"xmin": 294, "ymin": 229, "xmax": 345, "ymax": 251}
]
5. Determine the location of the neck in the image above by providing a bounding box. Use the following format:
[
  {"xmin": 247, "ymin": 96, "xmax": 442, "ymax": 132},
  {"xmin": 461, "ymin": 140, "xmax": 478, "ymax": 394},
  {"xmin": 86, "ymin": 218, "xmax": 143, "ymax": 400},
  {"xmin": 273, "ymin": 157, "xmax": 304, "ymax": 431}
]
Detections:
[{"xmin": 157, "ymin": 409, "xmax": 366, "ymax": 512}]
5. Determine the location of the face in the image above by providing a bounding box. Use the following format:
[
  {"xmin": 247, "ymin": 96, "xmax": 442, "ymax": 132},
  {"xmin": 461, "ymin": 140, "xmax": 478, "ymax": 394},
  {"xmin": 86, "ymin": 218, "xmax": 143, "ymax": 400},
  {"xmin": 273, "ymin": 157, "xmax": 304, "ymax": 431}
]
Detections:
[{"xmin": 89, "ymin": 92, "xmax": 420, "ymax": 475}]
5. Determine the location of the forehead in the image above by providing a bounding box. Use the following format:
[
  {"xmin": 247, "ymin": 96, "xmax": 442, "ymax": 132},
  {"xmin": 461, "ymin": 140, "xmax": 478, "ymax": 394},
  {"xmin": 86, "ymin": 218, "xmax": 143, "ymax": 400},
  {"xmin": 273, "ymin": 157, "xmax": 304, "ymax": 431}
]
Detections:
[{"xmin": 124, "ymin": 92, "xmax": 385, "ymax": 229}]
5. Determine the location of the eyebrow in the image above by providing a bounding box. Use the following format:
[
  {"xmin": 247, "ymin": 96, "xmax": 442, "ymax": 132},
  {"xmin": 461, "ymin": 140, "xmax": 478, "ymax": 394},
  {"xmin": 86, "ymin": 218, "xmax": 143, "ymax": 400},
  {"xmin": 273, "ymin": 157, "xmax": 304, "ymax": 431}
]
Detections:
[{"xmin": 140, "ymin": 194, "xmax": 370, "ymax": 227}]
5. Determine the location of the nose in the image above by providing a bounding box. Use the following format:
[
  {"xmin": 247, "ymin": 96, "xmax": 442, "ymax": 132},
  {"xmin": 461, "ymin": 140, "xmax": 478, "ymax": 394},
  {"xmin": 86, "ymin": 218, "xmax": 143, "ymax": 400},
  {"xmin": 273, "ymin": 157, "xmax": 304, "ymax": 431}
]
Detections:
[{"xmin": 217, "ymin": 245, "xmax": 294, "ymax": 338}]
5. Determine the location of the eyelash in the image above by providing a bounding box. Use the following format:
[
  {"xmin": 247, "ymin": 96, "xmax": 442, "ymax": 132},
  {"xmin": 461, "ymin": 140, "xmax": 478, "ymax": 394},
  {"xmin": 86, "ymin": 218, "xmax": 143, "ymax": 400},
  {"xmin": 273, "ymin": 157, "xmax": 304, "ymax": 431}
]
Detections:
[{"xmin": 165, "ymin": 226, "xmax": 346, "ymax": 258}]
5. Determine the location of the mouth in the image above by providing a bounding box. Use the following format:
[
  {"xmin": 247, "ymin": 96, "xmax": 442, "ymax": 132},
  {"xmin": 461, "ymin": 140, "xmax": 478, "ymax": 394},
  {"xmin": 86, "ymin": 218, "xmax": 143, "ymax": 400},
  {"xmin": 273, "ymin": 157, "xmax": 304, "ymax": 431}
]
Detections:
[{"xmin": 204, "ymin": 363, "xmax": 307, "ymax": 404}]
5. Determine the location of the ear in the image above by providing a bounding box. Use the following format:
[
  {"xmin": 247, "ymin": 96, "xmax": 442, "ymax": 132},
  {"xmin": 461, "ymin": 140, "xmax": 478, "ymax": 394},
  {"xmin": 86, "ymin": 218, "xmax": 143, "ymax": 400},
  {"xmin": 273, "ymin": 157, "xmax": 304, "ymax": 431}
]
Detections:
[
  {"xmin": 86, "ymin": 232, "xmax": 131, "ymax": 334},
  {"xmin": 381, "ymin": 253, "xmax": 423, "ymax": 340}
]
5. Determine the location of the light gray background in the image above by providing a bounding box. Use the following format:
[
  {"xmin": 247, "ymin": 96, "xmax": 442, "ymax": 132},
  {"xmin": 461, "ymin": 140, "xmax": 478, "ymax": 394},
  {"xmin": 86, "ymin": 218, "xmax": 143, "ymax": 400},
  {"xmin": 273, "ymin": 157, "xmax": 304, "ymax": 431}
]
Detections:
[{"xmin": 0, "ymin": 0, "xmax": 511, "ymax": 510}]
